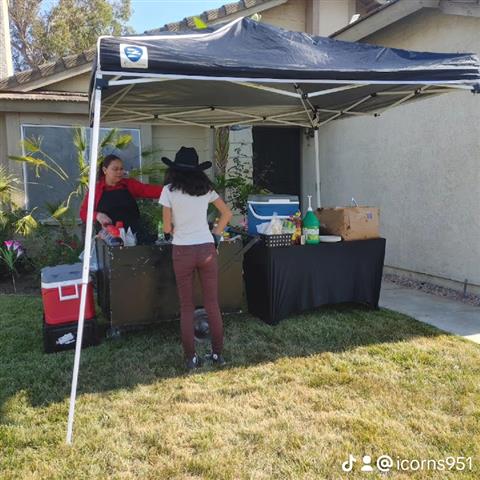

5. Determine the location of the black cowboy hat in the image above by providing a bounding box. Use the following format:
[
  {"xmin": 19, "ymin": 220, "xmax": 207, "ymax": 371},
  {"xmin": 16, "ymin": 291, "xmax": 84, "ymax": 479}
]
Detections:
[{"xmin": 161, "ymin": 146, "xmax": 212, "ymax": 171}]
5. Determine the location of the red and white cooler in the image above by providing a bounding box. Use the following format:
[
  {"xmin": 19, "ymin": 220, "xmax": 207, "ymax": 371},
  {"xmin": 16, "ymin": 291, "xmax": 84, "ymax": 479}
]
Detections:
[{"xmin": 41, "ymin": 263, "xmax": 98, "ymax": 353}]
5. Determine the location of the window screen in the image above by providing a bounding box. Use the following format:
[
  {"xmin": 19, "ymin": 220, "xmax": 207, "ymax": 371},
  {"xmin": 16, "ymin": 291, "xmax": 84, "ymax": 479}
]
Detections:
[{"xmin": 21, "ymin": 125, "xmax": 141, "ymax": 217}]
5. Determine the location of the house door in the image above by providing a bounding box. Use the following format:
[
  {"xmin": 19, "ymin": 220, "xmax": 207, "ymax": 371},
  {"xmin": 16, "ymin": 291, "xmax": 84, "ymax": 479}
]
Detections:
[{"xmin": 252, "ymin": 127, "xmax": 301, "ymax": 196}]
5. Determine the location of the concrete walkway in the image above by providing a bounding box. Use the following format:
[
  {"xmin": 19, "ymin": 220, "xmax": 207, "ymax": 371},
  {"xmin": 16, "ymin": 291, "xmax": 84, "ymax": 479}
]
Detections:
[{"xmin": 380, "ymin": 280, "xmax": 480, "ymax": 344}]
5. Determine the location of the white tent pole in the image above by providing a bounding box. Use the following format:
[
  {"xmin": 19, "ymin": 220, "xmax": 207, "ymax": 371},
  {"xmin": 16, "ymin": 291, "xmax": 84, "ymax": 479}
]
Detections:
[
  {"xmin": 103, "ymin": 71, "xmax": 478, "ymax": 87},
  {"xmin": 373, "ymin": 86, "xmax": 429, "ymax": 116},
  {"xmin": 66, "ymin": 84, "xmax": 103, "ymax": 445},
  {"xmin": 269, "ymin": 118, "xmax": 311, "ymax": 128},
  {"xmin": 230, "ymin": 81, "xmax": 301, "ymax": 98},
  {"xmin": 314, "ymin": 129, "xmax": 321, "ymax": 208},
  {"xmin": 101, "ymin": 84, "xmax": 134, "ymax": 119},
  {"xmin": 307, "ymin": 84, "xmax": 364, "ymax": 98}
]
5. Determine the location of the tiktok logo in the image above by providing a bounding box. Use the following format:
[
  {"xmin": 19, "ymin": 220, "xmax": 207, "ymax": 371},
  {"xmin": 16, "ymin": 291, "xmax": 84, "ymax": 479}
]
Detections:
[{"xmin": 342, "ymin": 454, "xmax": 356, "ymax": 472}]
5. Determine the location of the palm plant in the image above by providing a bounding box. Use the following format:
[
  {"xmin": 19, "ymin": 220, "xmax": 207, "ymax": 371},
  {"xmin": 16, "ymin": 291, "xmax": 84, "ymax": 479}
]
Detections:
[
  {"xmin": 9, "ymin": 127, "xmax": 134, "ymax": 226},
  {"xmin": 0, "ymin": 165, "xmax": 20, "ymax": 207}
]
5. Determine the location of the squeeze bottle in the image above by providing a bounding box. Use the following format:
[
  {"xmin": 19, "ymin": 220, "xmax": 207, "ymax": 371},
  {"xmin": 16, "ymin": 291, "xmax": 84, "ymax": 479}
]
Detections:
[{"xmin": 302, "ymin": 195, "xmax": 320, "ymax": 245}]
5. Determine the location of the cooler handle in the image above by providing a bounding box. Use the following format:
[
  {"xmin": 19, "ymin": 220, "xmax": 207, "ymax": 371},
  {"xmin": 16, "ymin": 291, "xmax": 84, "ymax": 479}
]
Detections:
[
  {"xmin": 58, "ymin": 284, "xmax": 79, "ymax": 301},
  {"xmin": 248, "ymin": 203, "xmax": 292, "ymax": 221}
]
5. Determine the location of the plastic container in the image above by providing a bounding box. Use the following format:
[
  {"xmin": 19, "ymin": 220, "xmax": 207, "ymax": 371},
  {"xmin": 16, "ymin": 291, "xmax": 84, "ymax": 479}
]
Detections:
[
  {"xmin": 115, "ymin": 221, "xmax": 126, "ymax": 243},
  {"xmin": 260, "ymin": 234, "xmax": 292, "ymax": 247},
  {"xmin": 247, "ymin": 194, "xmax": 299, "ymax": 235},
  {"xmin": 99, "ymin": 225, "xmax": 123, "ymax": 247},
  {"xmin": 302, "ymin": 195, "xmax": 320, "ymax": 244},
  {"xmin": 43, "ymin": 316, "xmax": 99, "ymax": 354},
  {"xmin": 41, "ymin": 263, "xmax": 96, "ymax": 326}
]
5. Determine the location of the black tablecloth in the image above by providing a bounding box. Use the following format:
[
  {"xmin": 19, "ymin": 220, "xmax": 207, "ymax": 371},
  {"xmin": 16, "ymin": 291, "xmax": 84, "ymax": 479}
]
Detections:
[{"xmin": 243, "ymin": 238, "xmax": 386, "ymax": 324}]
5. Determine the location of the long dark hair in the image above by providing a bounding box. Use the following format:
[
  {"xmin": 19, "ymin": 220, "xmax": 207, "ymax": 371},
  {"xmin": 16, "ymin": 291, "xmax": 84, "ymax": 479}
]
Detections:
[
  {"xmin": 164, "ymin": 168, "xmax": 214, "ymax": 196},
  {"xmin": 98, "ymin": 154, "xmax": 122, "ymax": 178}
]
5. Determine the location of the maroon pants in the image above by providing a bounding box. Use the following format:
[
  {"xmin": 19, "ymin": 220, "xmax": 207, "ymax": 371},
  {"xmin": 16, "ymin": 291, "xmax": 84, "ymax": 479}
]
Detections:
[{"xmin": 172, "ymin": 243, "xmax": 224, "ymax": 359}]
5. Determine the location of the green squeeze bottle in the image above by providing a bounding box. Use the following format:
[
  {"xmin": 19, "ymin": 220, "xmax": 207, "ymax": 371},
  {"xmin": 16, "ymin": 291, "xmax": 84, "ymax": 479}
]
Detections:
[{"xmin": 302, "ymin": 195, "xmax": 320, "ymax": 244}]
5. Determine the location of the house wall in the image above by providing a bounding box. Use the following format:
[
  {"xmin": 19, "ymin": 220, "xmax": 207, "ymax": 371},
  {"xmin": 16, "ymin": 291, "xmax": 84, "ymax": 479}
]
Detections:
[
  {"xmin": 46, "ymin": 72, "xmax": 91, "ymax": 93},
  {"xmin": 261, "ymin": 0, "xmax": 356, "ymax": 36},
  {"xmin": 313, "ymin": 9, "xmax": 480, "ymax": 291},
  {"xmin": 318, "ymin": 0, "xmax": 356, "ymax": 36},
  {"xmin": 261, "ymin": 0, "xmax": 307, "ymax": 31},
  {"xmin": 151, "ymin": 125, "xmax": 214, "ymax": 174}
]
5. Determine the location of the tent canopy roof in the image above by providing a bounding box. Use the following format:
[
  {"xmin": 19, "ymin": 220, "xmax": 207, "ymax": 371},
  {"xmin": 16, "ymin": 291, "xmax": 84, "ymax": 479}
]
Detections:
[{"xmin": 92, "ymin": 17, "xmax": 480, "ymax": 128}]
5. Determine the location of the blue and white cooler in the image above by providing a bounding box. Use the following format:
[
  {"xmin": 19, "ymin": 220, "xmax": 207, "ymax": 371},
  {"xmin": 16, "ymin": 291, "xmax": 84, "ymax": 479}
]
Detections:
[{"xmin": 247, "ymin": 194, "xmax": 300, "ymax": 235}]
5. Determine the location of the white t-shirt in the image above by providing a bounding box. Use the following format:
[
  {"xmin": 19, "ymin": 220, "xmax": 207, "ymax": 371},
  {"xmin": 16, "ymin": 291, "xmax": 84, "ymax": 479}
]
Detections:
[{"xmin": 159, "ymin": 184, "xmax": 219, "ymax": 245}]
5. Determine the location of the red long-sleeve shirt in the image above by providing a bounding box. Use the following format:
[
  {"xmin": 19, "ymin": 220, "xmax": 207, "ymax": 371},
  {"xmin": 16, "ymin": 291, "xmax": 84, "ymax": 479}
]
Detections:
[{"xmin": 79, "ymin": 177, "xmax": 163, "ymax": 223}]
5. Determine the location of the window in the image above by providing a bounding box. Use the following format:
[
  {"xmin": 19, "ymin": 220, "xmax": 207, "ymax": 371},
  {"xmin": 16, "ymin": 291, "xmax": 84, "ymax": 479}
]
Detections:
[{"xmin": 21, "ymin": 125, "xmax": 141, "ymax": 217}]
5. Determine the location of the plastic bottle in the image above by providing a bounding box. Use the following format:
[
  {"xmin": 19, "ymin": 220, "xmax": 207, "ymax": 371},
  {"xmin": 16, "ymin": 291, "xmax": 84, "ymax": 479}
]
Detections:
[
  {"xmin": 302, "ymin": 195, "xmax": 320, "ymax": 245},
  {"xmin": 99, "ymin": 225, "xmax": 124, "ymax": 247},
  {"xmin": 115, "ymin": 221, "xmax": 126, "ymax": 243},
  {"xmin": 291, "ymin": 211, "xmax": 302, "ymax": 245}
]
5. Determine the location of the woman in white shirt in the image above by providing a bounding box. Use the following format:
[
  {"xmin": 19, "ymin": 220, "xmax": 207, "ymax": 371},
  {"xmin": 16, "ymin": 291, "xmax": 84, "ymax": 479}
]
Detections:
[{"xmin": 159, "ymin": 147, "xmax": 232, "ymax": 370}]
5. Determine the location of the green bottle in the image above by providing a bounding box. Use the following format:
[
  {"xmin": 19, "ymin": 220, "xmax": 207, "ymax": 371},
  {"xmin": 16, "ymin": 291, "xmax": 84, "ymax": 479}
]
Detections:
[{"xmin": 302, "ymin": 195, "xmax": 320, "ymax": 244}]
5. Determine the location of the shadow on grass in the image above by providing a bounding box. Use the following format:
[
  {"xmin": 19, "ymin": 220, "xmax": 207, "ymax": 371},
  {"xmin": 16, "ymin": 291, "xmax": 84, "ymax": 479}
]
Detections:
[{"xmin": 0, "ymin": 295, "xmax": 445, "ymax": 419}]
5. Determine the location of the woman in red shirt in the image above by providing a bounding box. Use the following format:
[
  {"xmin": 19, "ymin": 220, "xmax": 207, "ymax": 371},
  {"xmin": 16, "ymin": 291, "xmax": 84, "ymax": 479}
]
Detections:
[{"xmin": 79, "ymin": 154, "xmax": 162, "ymax": 240}]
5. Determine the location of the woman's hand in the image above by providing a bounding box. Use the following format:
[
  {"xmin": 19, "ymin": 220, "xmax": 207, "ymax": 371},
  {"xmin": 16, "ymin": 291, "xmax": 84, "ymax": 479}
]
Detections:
[
  {"xmin": 163, "ymin": 207, "xmax": 173, "ymax": 234},
  {"xmin": 96, "ymin": 212, "xmax": 112, "ymax": 227},
  {"xmin": 212, "ymin": 197, "xmax": 233, "ymax": 235}
]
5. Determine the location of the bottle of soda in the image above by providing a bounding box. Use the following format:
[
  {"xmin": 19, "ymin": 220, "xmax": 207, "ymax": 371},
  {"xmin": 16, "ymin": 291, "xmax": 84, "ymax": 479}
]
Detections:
[{"xmin": 302, "ymin": 195, "xmax": 320, "ymax": 245}]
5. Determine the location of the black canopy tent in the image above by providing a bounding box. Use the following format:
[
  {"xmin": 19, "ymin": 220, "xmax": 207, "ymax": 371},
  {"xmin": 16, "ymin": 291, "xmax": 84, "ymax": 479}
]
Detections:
[{"xmin": 66, "ymin": 17, "xmax": 480, "ymax": 443}]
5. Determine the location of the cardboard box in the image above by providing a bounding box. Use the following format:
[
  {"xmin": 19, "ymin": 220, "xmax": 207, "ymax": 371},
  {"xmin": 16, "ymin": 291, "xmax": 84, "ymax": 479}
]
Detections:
[{"xmin": 315, "ymin": 206, "xmax": 380, "ymax": 241}]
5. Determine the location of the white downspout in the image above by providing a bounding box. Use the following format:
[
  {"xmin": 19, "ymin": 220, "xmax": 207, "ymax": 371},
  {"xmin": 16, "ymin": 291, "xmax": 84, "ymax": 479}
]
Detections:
[{"xmin": 314, "ymin": 128, "xmax": 321, "ymax": 208}]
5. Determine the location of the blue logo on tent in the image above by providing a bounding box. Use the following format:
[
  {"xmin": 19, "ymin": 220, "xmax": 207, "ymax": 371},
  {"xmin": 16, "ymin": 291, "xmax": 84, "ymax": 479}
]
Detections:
[{"xmin": 124, "ymin": 46, "xmax": 143, "ymax": 62}]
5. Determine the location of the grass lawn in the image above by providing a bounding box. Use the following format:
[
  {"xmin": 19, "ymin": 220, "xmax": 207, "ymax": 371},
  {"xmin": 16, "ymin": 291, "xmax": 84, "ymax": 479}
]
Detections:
[{"xmin": 0, "ymin": 295, "xmax": 479, "ymax": 479}]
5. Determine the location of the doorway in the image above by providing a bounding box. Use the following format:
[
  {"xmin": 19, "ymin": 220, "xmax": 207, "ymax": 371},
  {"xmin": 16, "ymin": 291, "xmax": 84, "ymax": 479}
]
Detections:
[{"xmin": 252, "ymin": 127, "xmax": 301, "ymax": 196}]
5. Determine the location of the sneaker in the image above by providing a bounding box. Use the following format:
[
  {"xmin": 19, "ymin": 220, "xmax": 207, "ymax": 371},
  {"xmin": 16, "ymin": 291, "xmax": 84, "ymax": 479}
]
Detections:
[
  {"xmin": 185, "ymin": 354, "xmax": 203, "ymax": 371},
  {"xmin": 205, "ymin": 352, "xmax": 226, "ymax": 367}
]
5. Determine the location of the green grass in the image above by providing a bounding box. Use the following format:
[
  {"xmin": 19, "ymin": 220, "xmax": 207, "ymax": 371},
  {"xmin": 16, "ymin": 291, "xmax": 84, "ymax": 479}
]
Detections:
[{"xmin": 0, "ymin": 295, "xmax": 479, "ymax": 479}]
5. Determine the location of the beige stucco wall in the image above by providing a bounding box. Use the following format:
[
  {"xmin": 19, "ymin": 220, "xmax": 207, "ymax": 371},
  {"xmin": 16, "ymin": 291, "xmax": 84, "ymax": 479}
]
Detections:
[
  {"xmin": 261, "ymin": 0, "xmax": 307, "ymax": 32},
  {"xmin": 314, "ymin": 9, "xmax": 480, "ymax": 288},
  {"xmin": 46, "ymin": 72, "xmax": 91, "ymax": 93},
  {"xmin": 151, "ymin": 125, "xmax": 214, "ymax": 175},
  {"xmin": 318, "ymin": 0, "xmax": 356, "ymax": 37},
  {"xmin": 263, "ymin": 0, "xmax": 355, "ymax": 36}
]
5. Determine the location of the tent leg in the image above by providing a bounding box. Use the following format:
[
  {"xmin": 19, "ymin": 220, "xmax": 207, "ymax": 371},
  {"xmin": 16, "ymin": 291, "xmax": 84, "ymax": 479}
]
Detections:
[
  {"xmin": 314, "ymin": 129, "xmax": 321, "ymax": 208},
  {"xmin": 66, "ymin": 85, "xmax": 103, "ymax": 445}
]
